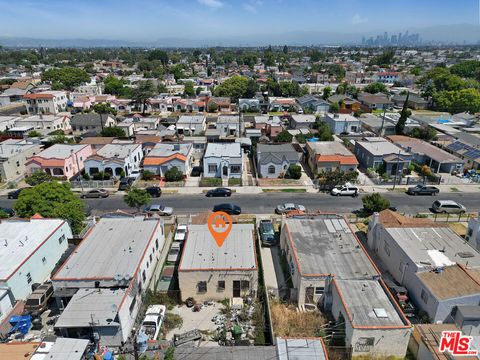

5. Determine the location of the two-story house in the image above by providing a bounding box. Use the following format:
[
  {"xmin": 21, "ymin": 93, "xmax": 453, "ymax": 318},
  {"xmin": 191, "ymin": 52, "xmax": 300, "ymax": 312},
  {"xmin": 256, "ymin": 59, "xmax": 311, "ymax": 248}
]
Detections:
[{"xmin": 24, "ymin": 91, "xmax": 68, "ymax": 115}]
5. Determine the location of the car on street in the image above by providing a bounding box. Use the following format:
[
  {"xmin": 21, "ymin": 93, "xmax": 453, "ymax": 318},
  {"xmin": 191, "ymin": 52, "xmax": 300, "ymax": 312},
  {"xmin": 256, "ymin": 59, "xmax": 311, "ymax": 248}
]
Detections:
[
  {"xmin": 80, "ymin": 189, "xmax": 109, "ymax": 198},
  {"xmin": 118, "ymin": 177, "xmax": 135, "ymax": 191},
  {"xmin": 167, "ymin": 247, "xmax": 181, "ymax": 263},
  {"xmin": 0, "ymin": 207, "xmax": 15, "ymax": 217},
  {"xmin": 259, "ymin": 219, "xmax": 276, "ymax": 246},
  {"xmin": 213, "ymin": 203, "xmax": 242, "ymax": 215},
  {"xmin": 144, "ymin": 204, "xmax": 174, "ymax": 216},
  {"xmin": 138, "ymin": 305, "xmax": 166, "ymax": 341},
  {"xmin": 275, "ymin": 203, "xmax": 306, "ymax": 214},
  {"xmin": 174, "ymin": 224, "xmax": 188, "ymax": 241},
  {"xmin": 7, "ymin": 188, "xmax": 27, "ymax": 199},
  {"xmin": 145, "ymin": 186, "xmax": 162, "ymax": 198},
  {"xmin": 206, "ymin": 187, "xmax": 232, "ymax": 197},
  {"xmin": 330, "ymin": 183, "xmax": 359, "ymax": 197},
  {"xmin": 407, "ymin": 185, "xmax": 440, "ymax": 196},
  {"xmin": 432, "ymin": 200, "xmax": 466, "ymax": 214}
]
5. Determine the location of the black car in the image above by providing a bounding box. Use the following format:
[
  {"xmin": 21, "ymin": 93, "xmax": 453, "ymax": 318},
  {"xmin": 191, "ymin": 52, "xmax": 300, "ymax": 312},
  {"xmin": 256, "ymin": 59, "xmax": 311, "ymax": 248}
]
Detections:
[
  {"xmin": 0, "ymin": 207, "xmax": 15, "ymax": 217},
  {"xmin": 259, "ymin": 220, "xmax": 276, "ymax": 246},
  {"xmin": 190, "ymin": 166, "xmax": 203, "ymax": 177},
  {"xmin": 118, "ymin": 177, "xmax": 135, "ymax": 191},
  {"xmin": 7, "ymin": 188, "xmax": 26, "ymax": 199},
  {"xmin": 145, "ymin": 186, "xmax": 162, "ymax": 198},
  {"xmin": 407, "ymin": 185, "xmax": 440, "ymax": 196},
  {"xmin": 206, "ymin": 188, "xmax": 232, "ymax": 197},
  {"xmin": 213, "ymin": 203, "xmax": 242, "ymax": 215}
]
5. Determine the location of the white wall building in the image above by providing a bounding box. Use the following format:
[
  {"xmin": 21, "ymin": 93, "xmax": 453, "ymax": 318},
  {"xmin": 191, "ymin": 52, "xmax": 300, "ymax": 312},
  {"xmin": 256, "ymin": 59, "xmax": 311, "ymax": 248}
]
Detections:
[
  {"xmin": 24, "ymin": 91, "xmax": 68, "ymax": 115},
  {"xmin": 0, "ymin": 139, "xmax": 42, "ymax": 182},
  {"xmin": 14, "ymin": 114, "xmax": 71, "ymax": 135},
  {"xmin": 84, "ymin": 143, "xmax": 143, "ymax": 177},
  {"xmin": 203, "ymin": 142, "xmax": 243, "ymax": 179}
]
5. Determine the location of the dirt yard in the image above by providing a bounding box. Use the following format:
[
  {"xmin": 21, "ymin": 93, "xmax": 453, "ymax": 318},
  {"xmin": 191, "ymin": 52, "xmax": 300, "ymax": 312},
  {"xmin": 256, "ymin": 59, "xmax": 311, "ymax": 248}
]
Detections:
[{"xmin": 270, "ymin": 301, "xmax": 327, "ymax": 337}]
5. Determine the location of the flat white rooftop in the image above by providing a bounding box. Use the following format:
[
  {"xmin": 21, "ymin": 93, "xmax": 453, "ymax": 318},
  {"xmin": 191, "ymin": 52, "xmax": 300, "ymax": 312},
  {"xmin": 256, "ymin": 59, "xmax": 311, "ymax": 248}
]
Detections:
[
  {"xmin": 95, "ymin": 143, "xmax": 141, "ymax": 159},
  {"xmin": 36, "ymin": 144, "xmax": 88, "ymax": 159},
  {"xmin": 179, "ymin": 224, "xmax": 256, "ymax": 271},
  {"xmin": 0, "ymin": 218, "xmax": 65, "ymax": 280}
]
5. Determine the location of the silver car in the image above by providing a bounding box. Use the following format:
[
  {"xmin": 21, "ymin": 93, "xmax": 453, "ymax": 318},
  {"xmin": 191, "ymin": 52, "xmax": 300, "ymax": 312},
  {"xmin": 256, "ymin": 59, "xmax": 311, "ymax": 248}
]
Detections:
[
  {"xmin": 432, "ymin": 200, "xmax": 466, "ymax": 214},
  {"xmin": 275, "ymin": 203, "xmax": 306, "ymax": 214},
  {"xmin": 144, "ymin": 204, "xmax": 174, "ymax": 216}
]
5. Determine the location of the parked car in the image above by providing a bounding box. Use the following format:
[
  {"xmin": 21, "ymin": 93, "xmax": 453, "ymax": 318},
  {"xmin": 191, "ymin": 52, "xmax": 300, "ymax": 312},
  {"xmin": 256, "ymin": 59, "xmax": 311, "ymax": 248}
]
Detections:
[
  {"xmin": 80, "ymin": 189, "xmax": 109, "ymax": 199},
  {"xmin": 7, "ymin": 188, "xmax": 26, "ymax": 199},
  {"xmin": 213, "ymin": 203, "xmax": 242, "ymax": 215},
  {"xmin": 25, "ymin": 283, "xmax": 54, "ymax": 316},
  {"xmin": 174, "ymin": 224, "xmax": 188, "ymax": 242},
  {"xmin": 331, "ymin": 183, "xmax": 359, "ymax": 197},
  {"xmin": 407, "ymin": 185, "xmax": 440, "ymax": 196},
  {"xmin": 145, "ymin": 186, "xmax": 162, "ymax": 198},
  {"xmin": 432, "ymin": 200, "xmax": 466, "ymax": 214},
  {"xmin": 0, "ymin": 207, "xmax": 15, "ymax": 217},
  {"xmin": 167, "ymin": 247, "xmax": 181, "ymax": 263},
  {"xmin": 206, "ymin": 188, "xmax": 232, "ymax": 197},
  {"xmin": 144, "ymin": 204, "xmax": 174, "ymax": 216},
  {"xmin": 129, "ymin": 170, "xmax": 142, "ymax": 180},
  {"xmin": 139, "ymin": 305, "xmax": 166, "ymax": 341},
  {"xmin": 118, "ymin": 177, "xmax": 135, "ymax": 191},
  {"xmin": 259, "ymin": 219, "xmax": 276, "ymax": 246},
  {"xmin": 190, "ymin": 166, "xmax": 203, "ymax": 177},
  {"xmin": 275, "ymin": 203, "xmax": 306, "ymax": 214}
]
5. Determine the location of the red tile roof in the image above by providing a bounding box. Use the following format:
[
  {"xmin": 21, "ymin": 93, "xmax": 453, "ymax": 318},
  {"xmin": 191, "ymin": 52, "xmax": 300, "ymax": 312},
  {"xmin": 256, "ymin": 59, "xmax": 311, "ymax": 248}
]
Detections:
[
  {"xmin": 143, "ymin": 154, "xmax": 187, "ymax": 166},
  {"xmin": 316, "ymin": 155, "xmax": 359, "ymax": 165}
]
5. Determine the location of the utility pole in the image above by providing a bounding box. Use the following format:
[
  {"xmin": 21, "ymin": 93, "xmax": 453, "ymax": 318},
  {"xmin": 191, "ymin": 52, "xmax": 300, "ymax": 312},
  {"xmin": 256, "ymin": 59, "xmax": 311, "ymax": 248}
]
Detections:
[
  {"xmin": 392, "ymin": 150, "xmax": 401, "ymax": 190},
  {"xmin": 379, "ymin": 108, "xmax": 386, "ymax": 136}
]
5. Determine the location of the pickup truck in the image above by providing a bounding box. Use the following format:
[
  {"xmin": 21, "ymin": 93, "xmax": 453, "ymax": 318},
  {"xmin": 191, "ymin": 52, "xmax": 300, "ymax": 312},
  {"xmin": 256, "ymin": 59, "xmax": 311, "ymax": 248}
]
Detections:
[
  {"xmin": 139, "ymin": 305, "xmax": 166, "ymax": 341},
  {"xmin": 406, "ymin": 185, "xmax": 440, "ymax": 196}
]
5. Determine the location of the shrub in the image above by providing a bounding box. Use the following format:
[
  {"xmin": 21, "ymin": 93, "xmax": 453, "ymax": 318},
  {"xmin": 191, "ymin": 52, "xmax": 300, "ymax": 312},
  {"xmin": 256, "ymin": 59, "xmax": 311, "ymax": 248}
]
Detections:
[
  {"xmin": 287, "ymin": 164, "xmax": 302, "ymax": 180},
  {"xmin": 82, "ymin": 172, "xmax": 91, "ymax": 180},
  {"xmin": 200, "ymin": 177, "xmax": 222, "ymax": 187},
  {"xmin": 92, "ymin": 172, "xmax": 111, "ymax": 180},
  {"xmin": 165, "ymin": 167, "xmax": 184, "ymax": 182},
  {"xmin": 142, "ymin": 170, "xmax": 155, "ymax": 181},
  {"xmin": 362, "ymin": 193, "xmax": 391, "ymax": 215}
]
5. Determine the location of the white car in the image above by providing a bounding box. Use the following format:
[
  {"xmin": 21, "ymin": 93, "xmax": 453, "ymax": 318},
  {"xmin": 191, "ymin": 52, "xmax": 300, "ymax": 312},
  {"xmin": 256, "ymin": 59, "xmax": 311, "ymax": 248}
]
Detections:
[
  {"xmin": 129, "ymin": 170, "xmax": 142, "ymax": 180},
  {"xmin": 144, "ymin": 204, "xmax": 174, "ymax": 216},
  {"xmin": 139, "ymin": 305, "xmax": 166, "ymax": 341},
  {"xmin": 275, "ymin": 203, "xmax": 306, "ymax": 214},
  {"xmin": 331, "ymin": 183, "xmax": 359, "ymax": 197},
  {"xmin": 167, "ymin": 247, "xmax": 181, "ymax": 263},
  {"xmin": 174, "ymin": 224, "xmax": 188, "ymax": 242}
]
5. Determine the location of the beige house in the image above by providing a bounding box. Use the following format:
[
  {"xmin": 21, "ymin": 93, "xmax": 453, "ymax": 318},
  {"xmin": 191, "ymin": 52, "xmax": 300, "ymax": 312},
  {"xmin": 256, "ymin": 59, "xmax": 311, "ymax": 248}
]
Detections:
[
  {"xmin": 0, "ymin": 139, "xmax": 42, "ymax": 182},
  {"xmin": 178, "ymin": 224, "xmax": 258, "ymax": 301}
]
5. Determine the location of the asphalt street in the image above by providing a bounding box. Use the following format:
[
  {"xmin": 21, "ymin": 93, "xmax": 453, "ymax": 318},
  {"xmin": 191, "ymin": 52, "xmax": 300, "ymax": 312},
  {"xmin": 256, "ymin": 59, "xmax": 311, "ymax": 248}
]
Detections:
[{"xmin": 2, "ymin": 192, "xmax": 480, "ymax": 215}]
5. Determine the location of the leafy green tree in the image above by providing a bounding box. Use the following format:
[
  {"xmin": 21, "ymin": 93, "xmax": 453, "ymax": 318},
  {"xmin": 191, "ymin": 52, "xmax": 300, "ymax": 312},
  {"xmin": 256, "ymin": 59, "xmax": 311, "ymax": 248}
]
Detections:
[
  {"xmin": 14, "ymin": 182, "xmax": 86, "ymax": 233},
  {"xmin": 317, "ymin": 169, "xmax": 358, "ymax": 187},
  {"xmin": 329, "ymin": 102, "xmax": 340, "ymax": 113},
  {"xmin": 363, "ymin": 82, "xmax": 388, "ymax": 94},
  {"xmin": 25, "ymin": 170, "xmax": 52, "ymax": 186},
  {"xmin": 27, "ymin": 130, "xmax": 42, "ymax": 138},
  {"xmin": 103, "ymin": 75, "xmax": 128, "ymax": 96},
  {"xmin": 132, "ymin": 80, "xmax": 156, "ymax": 115},
  {"xmin": 287, "ymin": 164, "xmax": 302, "ymax": 179},
  {"xmin": 214, "ymin": 75, "xmax": 250, "ymax": 102},
  {"xmin": 164, "ymin": 347, "xmax": 175, "ymax": 360},
  {"xmin": 313, "ymin": 121, "xmax": 334, "ymax": 141},
  {"xmin": 282, "ymin": 45, "xmax": 289, "ymax": 54},
  {"xmin": 245, "ymin": 79, "xmax": 259, "ymax": 98},
  {"xmin": 362, "ymin": 193, "xmax": 391, "ymax": 215},
  {"xmin": 165, "ymin": 167, "xmax": 184, "ymax": 182},
  {"xmin": 147, "ymin": 50, "xmax": 169, "ymax": 66},
  {"xmin": 157, "ymin": 83, "xmax": 168, "ymax": 94},
  {"xmin": 322, "ymin": 86, "xmax": 332, "ymax": 100},
  {"xmin": 450, "ymin": 60, "xmax": 480, "ymax": 80},
  {"xmin": 207, "ymin": 102, "xmax": 218, "ymax": 113},
  {"xmin": 410, "ymin": 126, "xmax": 437, "ymax": 141},
  {"xmin": 142, "ymin": 170, "xmax": 155, "ymax": 181},
  {"xmin": 93, "ymin": 103, "xmax": 117, "ymax": 116},
  {"xmin": 124, "ymin": 188, "xmax": 151, "ymax": 212},
  {"xmin": 326, "ymin": 64, "xmax": 346, "ymax": 80},
  {"xmin": 183, "ymin": 81, "xmax": 195, "ymax": 97},
  {"xmin": 45, "ymin": 134, "xmax": 75, "ymax": 146},
  {"xmin": 41, "ymin": 67, "xmax": 90, "ymax": 90},
  {"xmin": 274, "ymin": 130, "xmax": 293, "ymax": 143},
  {"xmin": 100, "ymin": 127, "xmax": 126, "ymax": 137},
  {"xmin": 433, "ymin": 88, "xmax": 480, "ymax": 113},
  {"xmin": 395, "ymin": 93, "xmax": 411, "ymax": 135},
  {"xmin": 370, "ymin": 50, "xmax": 395, "ymax": 67}
]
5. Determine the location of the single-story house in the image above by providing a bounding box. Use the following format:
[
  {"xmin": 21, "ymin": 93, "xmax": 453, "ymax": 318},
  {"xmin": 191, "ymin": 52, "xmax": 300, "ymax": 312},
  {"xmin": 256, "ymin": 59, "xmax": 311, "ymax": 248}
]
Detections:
[
  {"xmin": 357, "ymin": 92, "xmax": 393, "ymax": 110},
  {"xmin": 256, "ymin": 143, "xmax": 302, "ymax": 178},
  {"xmin": 70, "ymin": 113, "xmax": 116, "ymax": 134},
  {"xmin": 203, "ymin": 142, "xmax": 243, "ymax": 179},
  {"xmin": 176, "ymin": 115, "xmax": 206, "ymax": 136},
  {"xmin": 296, "ymin": 95, "xmax": 330, "ymax": 114},
  {"xmin": 289, "ymin": 114, "xmax": 316, "ymax": 129},
  {"xmin": 392, "ymin": 94, "xmax": 428, "ymax": 110},
  {"xmin": 327, "ymin": 95, "xmax": 361, "ymax": 112},
  {"xmin": 306, "ymin": 141, "xmax": 358, "ymax": 173},
  {"xmin": 84, "ymin": 143, "xmax": 143, "ymax": 177},
  {"xmin": 143, "ymin": 142, "xmax": 193, "ymax": 177},
  {"xmin": 324, "ymin": 113, "xmax": 361, "ymax": 134},
  {"xmin": 254, "ymin": 116, "xmax": 283, "ymax": 137}
]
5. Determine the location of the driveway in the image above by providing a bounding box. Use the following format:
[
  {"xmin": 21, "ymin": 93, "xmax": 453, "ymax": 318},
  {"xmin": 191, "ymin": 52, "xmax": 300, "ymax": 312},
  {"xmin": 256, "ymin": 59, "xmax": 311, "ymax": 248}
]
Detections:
[{"xmin": 260, "ymin": 245, "xmax": 286, "ymax": 298}]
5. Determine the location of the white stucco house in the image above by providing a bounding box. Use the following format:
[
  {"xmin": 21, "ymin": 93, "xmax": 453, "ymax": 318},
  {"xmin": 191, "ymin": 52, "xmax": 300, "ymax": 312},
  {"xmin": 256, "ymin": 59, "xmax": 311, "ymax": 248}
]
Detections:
[
  {"xmin": 203, "ymin": 143, "xmax": 243, "ymax": 179},
  {"xmin": 143, "ymin": 143, "xmax": 193, "ymax": 177},
  {"xmin": 84, "ymin": 143, "xmax": 143, "ymax": 177}
]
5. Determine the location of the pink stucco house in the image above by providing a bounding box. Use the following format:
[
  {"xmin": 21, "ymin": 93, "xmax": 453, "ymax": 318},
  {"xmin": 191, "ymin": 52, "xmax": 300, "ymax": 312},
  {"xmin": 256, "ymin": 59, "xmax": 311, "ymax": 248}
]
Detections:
[{"xmin": 26, "ymin": 144, "xmax": 93, "ymax": 179}]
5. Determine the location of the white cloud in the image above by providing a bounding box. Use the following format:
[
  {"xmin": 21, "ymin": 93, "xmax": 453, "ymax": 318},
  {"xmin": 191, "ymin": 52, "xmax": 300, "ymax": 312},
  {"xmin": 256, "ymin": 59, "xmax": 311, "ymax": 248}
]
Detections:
[
  {"xmin": 243, "ymin": 0, "xmax": 263, "ymax": 14},
  {"xmin": 352, "ymin": 13, "xmax": 368, "ymax": 25},
  {"xmin": 197, "ymin": 0, "xmax": 224, "ymax": 8}
]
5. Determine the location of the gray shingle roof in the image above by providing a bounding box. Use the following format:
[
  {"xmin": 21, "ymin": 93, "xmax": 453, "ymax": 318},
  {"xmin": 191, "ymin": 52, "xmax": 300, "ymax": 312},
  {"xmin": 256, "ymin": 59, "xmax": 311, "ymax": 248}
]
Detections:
[
  {"xmin": 257, "ymin": 144, "xmax": 301, "ymax": 165},
  {"xmin": 71, "ymin": 113, "xmax": 113, "ymax": 126}
]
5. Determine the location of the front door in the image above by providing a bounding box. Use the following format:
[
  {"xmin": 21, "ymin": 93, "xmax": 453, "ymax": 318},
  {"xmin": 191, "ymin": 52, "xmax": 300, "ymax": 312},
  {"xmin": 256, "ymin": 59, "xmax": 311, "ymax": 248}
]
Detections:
[
  {"xmin": 233, "ymin": 281, "xmax": 241, "ymax": 297},
  {"xmin": 305, "ymin": 287, "xmax": 314, "ymax": 304},
  {"xmin": 223, "ymin": 166, "xmax": 228, "ymax": 177}
]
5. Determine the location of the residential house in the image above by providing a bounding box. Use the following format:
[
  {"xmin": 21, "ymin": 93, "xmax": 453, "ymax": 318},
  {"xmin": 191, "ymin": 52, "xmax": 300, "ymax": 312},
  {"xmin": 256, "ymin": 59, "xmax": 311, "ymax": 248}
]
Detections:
[
  {"xmin": 327, "ymin": 95, "xmax": 361, "ymax": 113},
  {"xmin": 176, "ymin": 115, "xmax": 206, "ymax": 136},
  {"xmin": 392, "ymin": 93, "xmax": 428, "ymax": 110},
  {"xmin": 24, "ymin": 91, "xmax": 68, "ymax": 115},
  {"xmin": 0, "ymin": 88, "xmax": 28, "ymax": 107},
  {"xmin": 0, "ymin": 139, "xmax": 42, "ymax": 182},
  {"xmin": 14, "ymin": 114, "xmax": 71, "ymax": 135},
  {"xmin": 173, "ymin": 98, "xmax": 202, "ymax": 112},
  {"xmin": 207, "ymin": 97, "xmax": 231, "ymax": 112},
  {"xmin": 388, "ymin": 135, "xmax": 464, "ymax": 174},
  {"xmin": 143, "ymin": 142, "xmax": 193, "ymax": 177},
  {"xmin": 70, "ymin": 113, "xmax": 116, "ymax": 135},
  {"xmin": 445, "ymin": 140, "xmax": 480, "ymax": 170},
  {"xmin": 306, "ymin": 141, "xmax": 358, "ymax": 173},
  {"xmin": 268, "ymin": 97, "xmax": 297, "ymax": 112},
  {"xmin": 324, "ymin": 113, "xmax": 361, "ymax": 134},
  {"xmin": 84, "ymin": 143, "xmax": 143, "ymax": 177},
  {"xmin": 79, "ymin": 137, "xmax": 115, "ymax": 151},
  {"xmin": 71, "ymin": 95, "xmax": 92, "ymax": 111},
  {"xmin": 0, "ymin": 116, "xmax": 19, "ymax": 132},
  {"xmin": 280, "ymin": 215, "xmax": 379, "ymax": 307},
  {"xmin": 216, "ymin": 115, "xmax": 240, "ymax": 137},
  {"xmin": 239, "ymin": 98, "xmax": 260, "ymax": 112},
  {"xmin": 178, "ymin": 224, "xmax": 257, "ymax": 301},
  {"xmin": 121, "ymin": 114, "xmax": 160, "ymax": 132},
  {"xmin": 52, "ymin": 215, "xmax": 165, "ymax": 347},
  {"xmin": 296, "ymin": 95, "xmax": 330, "ymax": 114},
  {"xmin": 203, "ymin": 143, "xmax": 243, "ymax": 179},
  {"xmin": 375, "ymin": 71, "xmax": 400, "ymax": 84},
  {"xmin": 26, "ymin": 144, "xmax": 93, "ymax": 179},
  {"xmin": 289, "ymin": 114, "xmax": 317, "ymax": 129},
  {"xmin": 357, "ymin": 92, "xmax": 393, "ymax": 110},
  {"xmin": 111, "ymin": 98, "xmax": 133, "ymax": 113},
  {"xmin": 368, "ymin": 210, "xmax": 480, "ymax": 322},
  {"xmin": 354, "ymin": 137, "xmax": 412, "ymax": 175},
  {"xmin": 253, "ymin": 116, "xmax": 283, "ymax": 137},
  {"xmin": 0, "ymin": 217, "xmax": 72, "ymax": 321},
  {"xmin": 256, "ymin": 143, "xmax": 302, "ymax": 178},
  {"xmin": 359, "ymin": 113, "xmax": 397, "ymax": 136}
]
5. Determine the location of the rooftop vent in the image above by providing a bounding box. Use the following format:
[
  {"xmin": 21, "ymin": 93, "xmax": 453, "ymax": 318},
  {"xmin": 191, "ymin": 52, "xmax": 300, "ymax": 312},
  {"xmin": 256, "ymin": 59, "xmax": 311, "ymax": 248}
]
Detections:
[
  {"xmin": 458, "ymin": 252, "xmax": 475, "ymax": 258},
  {"xmin": 373, "ymin": 308, "xmax": 388, "ymax": 318}
]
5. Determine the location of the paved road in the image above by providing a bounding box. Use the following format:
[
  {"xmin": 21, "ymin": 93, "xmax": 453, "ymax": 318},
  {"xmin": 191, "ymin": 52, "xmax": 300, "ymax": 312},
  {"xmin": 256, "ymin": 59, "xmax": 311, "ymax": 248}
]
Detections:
[{"xmin": 2, "ymin": 192, "xmax": 480, "ymax": 215}]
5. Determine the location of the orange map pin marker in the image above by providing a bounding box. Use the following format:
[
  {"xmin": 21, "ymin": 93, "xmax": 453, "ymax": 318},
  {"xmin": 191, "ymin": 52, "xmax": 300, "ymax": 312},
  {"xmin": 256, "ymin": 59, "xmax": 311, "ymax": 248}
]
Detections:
[{"xmin": 208, "ymin": 211, "xmax": 233, "ymax": 247}]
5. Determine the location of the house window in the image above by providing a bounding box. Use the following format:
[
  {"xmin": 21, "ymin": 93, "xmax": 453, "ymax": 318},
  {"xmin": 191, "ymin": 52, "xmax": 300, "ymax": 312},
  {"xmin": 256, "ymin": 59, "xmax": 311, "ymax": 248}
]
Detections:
[
  {"xmin": 240, "ymin": 280, "xmax": 250, "ymax": 290},
  {"xmin": 142, "ymin": 270, "xmax": 146, "ymax": 282},
  {"xmin": 421, "ymin": 289, "xmax": 429, "ymax": 304},
  {"xmin": 155, "ymin": 239, "xmax": 159, "ymax": 250},
  {"xmin": 129, "ymin": 296, "xmax": 137, "ymax": 314},
  {"xmin": 268, "ymin": 165, "xmax": 276, "ymax": 174},
  {"xmin": 26, "ymin": 273, "xmax": 32, "ymax": 284},
  {"xmin": 42, "ymin": 257, "xmax": 47, "ymax": 264},
  {"xmin": 149, "ymin": 254, "xmax": 153, "ymax": 263},
  {"xmin": 315, "ymin": 287, "xmax": 324, "ymax": 295},
  {"xmin": 384, "ymin": 242, "xmax": 390, "ymax": 257},
  {"xmin": 217, "ymin": 281, "xmax": 225, "ymax": 291},
  {"xmin": 197, "ymin": 281, "xmax": 207, "ymax": 293},
  {"xmin": 230, "ymin": 165, "xmax": 241, "ymax": 174},
  {"xmin": 208, "ymin": 164, "xmax": 217, "ymax": 173},
  {"xmin": 58, "ymin": 234, "xmax": 65, "ymax": 244}
]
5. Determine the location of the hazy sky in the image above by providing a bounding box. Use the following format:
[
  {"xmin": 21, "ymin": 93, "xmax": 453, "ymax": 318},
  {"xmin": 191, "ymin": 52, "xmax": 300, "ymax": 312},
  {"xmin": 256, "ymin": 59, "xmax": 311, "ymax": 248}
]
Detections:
[{"xmin": 0, "ymin": 0, "xmax": 478, "ymax": 40}]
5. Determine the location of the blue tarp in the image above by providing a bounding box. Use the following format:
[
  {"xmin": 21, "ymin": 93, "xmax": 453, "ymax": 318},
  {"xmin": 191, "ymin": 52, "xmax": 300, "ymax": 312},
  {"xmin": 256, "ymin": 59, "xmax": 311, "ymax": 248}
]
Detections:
[{"xmin": 8, "ymin": 315, "xmax": 31, "ymax": 335}]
